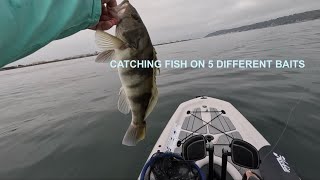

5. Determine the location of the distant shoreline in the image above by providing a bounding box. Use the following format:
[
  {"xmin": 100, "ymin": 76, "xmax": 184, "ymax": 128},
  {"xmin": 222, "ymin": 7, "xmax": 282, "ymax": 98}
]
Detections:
[
  {"xmin": 205, "ymin": 9, "xmax": 320, "ymax": 37},
  {"xmin": 0, "ymin": 39, "xmax": 196, "ymax": 72},
  {"xmin": 0, "ymin": 53, "xmax": 99, "ymax": 72}
]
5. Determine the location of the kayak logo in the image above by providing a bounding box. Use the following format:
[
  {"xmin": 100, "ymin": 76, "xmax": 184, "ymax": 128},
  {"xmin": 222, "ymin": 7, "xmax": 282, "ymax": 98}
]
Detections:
[{"xmin": 273, "ymin": 152, "xmax": 290, "ymax": 173}]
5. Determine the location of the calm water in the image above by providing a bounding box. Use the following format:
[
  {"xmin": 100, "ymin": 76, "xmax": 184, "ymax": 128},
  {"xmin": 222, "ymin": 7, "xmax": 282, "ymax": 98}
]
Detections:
[{"xmin": 0, "ymin": 20, "xmax": 319, "ymax": 180}]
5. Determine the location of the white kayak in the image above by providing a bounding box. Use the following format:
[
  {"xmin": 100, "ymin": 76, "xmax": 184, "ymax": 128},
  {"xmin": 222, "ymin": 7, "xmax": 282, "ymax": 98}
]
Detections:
[{"xmin": 139, "ymin": 96, "xmax": 301, "ymax": 180}]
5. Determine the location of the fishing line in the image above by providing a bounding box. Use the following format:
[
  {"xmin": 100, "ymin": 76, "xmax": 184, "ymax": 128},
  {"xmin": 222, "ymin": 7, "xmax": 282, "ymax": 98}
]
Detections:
[{"xmin": 262, "ymin": 91, "xmax": 305, "ymax": 161}]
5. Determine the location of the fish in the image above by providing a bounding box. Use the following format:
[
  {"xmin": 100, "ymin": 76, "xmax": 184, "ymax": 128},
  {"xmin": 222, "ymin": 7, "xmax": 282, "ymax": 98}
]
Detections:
[{"xmin": 94, "ymin": 0, "xmax": 159, "ymax": 146}]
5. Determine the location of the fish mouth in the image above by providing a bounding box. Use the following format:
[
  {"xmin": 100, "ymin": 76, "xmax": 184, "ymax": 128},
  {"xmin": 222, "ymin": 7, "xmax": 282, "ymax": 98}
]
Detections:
[{"xmin": 115, "ymin": 0, "xmax": 130, "ymax": 17}]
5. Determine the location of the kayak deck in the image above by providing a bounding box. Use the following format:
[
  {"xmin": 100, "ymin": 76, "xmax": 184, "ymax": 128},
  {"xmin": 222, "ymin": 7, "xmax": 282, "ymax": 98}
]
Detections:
[{"xmin": 145, "ymin": 96, "xmax": 270, "ymax": 179}]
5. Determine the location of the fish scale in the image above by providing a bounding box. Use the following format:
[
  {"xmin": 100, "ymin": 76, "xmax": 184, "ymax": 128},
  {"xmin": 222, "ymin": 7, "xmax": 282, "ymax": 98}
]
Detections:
[{"xmin": 95, "ymin": 0, "xmax": 159, "ymax": 146}]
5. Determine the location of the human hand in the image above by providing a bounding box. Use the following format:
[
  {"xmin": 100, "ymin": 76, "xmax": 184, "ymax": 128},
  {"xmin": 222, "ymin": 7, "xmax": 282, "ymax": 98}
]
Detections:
[
  {"xmin": 90, "ymin": 0, "xmax": 118, "ymax": 30},
  {"xmin": 244, "ymin": 171, "xmax": 260, "ymax": 180}
]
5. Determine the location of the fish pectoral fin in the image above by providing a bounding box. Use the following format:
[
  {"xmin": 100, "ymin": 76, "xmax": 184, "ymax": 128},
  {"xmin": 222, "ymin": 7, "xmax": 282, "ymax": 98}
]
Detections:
[
  {"xmin": 118, "ymin": 87, "xmax": 131, "ymax": 114},
  {"xmin": 145, "ymin": 90, "xmax": 159, "ymax": 119},
  {"xmin": 122, "ymin": 123, "xmax": 146, "ymax": 146},
  {"xmin": 95, "ymin": 30, "xmax": 125, "ymax": 50},
  {"xmin": 95, "ymin": 50, "xmax": 115, "ymax": 63}
]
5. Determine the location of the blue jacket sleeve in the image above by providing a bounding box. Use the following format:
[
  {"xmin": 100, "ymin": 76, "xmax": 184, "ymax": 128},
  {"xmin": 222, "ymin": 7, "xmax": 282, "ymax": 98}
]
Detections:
[{"xmin": 0, "ymin": 0, "xmax": 101, "ymax": 68}]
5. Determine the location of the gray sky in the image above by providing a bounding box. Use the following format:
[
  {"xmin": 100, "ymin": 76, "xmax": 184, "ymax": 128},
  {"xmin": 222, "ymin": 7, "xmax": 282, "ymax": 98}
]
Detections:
[{"xmin": 8, "ymin": 0, "xmax": 320, "ymax": 66}]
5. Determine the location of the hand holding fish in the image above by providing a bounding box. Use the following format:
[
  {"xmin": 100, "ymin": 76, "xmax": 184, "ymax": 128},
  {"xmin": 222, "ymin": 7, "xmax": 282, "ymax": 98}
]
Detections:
[
  {"xmin": 89, "ymin": 0, "xmax": 119, "ymax": 30},
  {"xmin": 0, "ymin": 0, "xmax": 121, "ymax": 67}
]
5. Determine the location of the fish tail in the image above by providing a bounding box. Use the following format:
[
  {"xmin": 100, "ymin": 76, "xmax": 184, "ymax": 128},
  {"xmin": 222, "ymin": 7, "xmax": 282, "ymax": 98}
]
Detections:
[{"xmin": 122, "ymin": 122, "xmax": 146, "ymax": 146}]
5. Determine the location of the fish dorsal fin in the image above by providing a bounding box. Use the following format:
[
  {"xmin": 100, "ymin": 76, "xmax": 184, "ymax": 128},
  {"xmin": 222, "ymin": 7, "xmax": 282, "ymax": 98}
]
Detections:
[
  {"xmin": 118, "ymin": 87, "xmax": 131, "ymax": 114},
  {"xmin": 153, "ymin": 48, "xmax": 160, "ymax": 75},
  {"xmin": 153, "ymin": 47, "xmax": 157, "ymax": 59},
  {"xmin": 95, "ymin": 50, "xmax": 115, "ymax": 63},
  {"xmin": 95, "ymin": 30, "xmax": 125, "ymax": 50}
]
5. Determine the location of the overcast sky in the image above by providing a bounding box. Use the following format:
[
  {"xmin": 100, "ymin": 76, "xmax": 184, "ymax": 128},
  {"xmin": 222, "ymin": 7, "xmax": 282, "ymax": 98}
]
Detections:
[{"xmin": 8, "ymin": 0, "xmax": 320, "ymax": 66}]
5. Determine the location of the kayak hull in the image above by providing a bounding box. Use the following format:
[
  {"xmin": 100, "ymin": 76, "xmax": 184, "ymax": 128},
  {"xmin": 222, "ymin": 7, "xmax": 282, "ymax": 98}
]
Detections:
[{"xmin": 140, "ymin": 96, "xmax": 301, "ymax": 180}]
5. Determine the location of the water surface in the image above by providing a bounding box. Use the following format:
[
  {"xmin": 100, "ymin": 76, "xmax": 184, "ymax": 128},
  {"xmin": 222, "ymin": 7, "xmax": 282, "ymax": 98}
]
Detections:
[{"xmin": 0, "ymin": 20, "xmax": 319, "ymax": 180}]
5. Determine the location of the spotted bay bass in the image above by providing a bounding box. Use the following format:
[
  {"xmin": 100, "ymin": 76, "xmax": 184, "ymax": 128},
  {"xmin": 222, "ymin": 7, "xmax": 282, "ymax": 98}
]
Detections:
[{"xmin": 95, "ymin": 0, "xmax": 159, "ymax": 146}]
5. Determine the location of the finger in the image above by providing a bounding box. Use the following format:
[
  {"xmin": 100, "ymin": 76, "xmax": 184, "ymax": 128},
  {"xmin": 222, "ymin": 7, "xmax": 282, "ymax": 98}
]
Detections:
[
  {"xmin": 102, "ymin": 4, "xmax": 116, "ymax": 16},
  {"xmin": 109, "ymin": 18, "xmax": 118, "ymax": 25},
  {"xmin": 246, "ymin": 171, "xmax": 253, "ymax": 180},
  {"xmin": 102, "ymin": 6, "xmax": 108, "ymax": 15},
  {"xmin": 108, "ymin": 8, "xmax": 118, "ymax": 19},
  {"xmin": 97, "ymin": 21, "xmax": 113, "ymax": 30},
  {"xmin": 101, "ymin": 0, "xmax": 107, "ymax": 9},
  {"xmin": 102, "ymin": 0, "xmax": 109, "ymax": 4},
  {"xmin": 100, "ymin": 15, "xmax": 110, "ymax": 21},
  {"xmin": 88, "ymin": 24, "xmax": 98, "ymax": 30},
  {"xmin": 102, "ymin": 0, "xmax": 117, "ymax": 7},
  {"xmin": 107, "ymin": 0, "xmax": 117, "ymax": 7}
]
